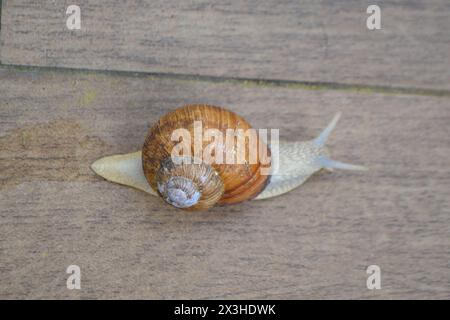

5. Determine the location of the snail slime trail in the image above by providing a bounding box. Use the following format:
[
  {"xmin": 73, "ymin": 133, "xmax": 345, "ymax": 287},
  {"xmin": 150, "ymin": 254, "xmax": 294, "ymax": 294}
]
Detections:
[{"xmin": 91, "ymin": 104, "xmax": 367, "ymax": 211}]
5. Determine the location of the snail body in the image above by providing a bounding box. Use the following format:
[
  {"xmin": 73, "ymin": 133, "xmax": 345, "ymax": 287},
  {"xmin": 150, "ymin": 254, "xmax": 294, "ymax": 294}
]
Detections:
[{"xmin": 91, "ymin": 104, "xmax": 366, "ymax": 211}]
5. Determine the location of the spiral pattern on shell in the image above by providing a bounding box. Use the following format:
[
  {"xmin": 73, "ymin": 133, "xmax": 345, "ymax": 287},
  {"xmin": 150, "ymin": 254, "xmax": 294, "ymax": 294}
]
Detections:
[
  {"xmin": 142, "ymin": 104, "xmax": 271, "ymax": 210},
  {"xmin": 155, "ymin": 157, "xmax": 224, "ymax": 210}
]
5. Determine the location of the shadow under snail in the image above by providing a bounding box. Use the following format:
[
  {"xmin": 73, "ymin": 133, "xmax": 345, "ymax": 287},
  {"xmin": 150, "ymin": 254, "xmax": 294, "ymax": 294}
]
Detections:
[{"xmin": 91, "ymin": 104, "xmax": 367, "ymax": 211}]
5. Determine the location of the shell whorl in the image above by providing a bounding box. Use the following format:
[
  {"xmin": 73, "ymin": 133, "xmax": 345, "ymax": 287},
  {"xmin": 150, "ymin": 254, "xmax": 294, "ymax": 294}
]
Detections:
[{"xmin": 155, "ymin": 157, "xmax": 224, "ymax": 210}]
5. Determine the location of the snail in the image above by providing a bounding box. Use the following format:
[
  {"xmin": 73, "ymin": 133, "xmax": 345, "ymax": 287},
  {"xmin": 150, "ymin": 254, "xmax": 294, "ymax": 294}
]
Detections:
[{"xmin": 91, "ymin": 104, "xmax": 366, "ymax": 211}]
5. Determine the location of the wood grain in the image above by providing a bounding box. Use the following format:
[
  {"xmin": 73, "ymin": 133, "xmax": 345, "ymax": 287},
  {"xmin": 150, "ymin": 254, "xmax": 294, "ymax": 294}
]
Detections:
[
  {"xmin": 0, "ymin": 67, "xmax": 449, "ymax": 299},
  {"xmin": 1, "ymin": 0, "xmax": 450, "ymax": 90}
]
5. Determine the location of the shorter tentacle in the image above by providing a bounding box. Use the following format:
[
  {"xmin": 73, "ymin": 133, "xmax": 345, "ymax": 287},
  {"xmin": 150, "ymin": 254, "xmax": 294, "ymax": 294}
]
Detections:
[{"xmin": 315, "ymin": 155, "xmax": 368, "ymax": 171}]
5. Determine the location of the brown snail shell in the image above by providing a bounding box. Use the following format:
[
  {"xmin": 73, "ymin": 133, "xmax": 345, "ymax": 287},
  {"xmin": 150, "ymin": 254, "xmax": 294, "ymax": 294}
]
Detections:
[{"xmin": 142, "ymin": 104, "xmax": 271, "ymax": 210}]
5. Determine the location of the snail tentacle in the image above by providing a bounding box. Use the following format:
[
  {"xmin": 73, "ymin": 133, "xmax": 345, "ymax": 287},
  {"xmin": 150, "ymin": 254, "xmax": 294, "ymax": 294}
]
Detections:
[{"xmin": 256, "ymin": 113, "xmax": 367, "ymax": 200}]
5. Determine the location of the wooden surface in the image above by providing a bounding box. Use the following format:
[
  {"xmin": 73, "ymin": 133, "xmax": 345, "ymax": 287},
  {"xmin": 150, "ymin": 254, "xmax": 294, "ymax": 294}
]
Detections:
[
  {"xmin": 1, "ymin": 67, "xmax": 449, "ymax": 299},
  {"xmin": 1, "ymin": 0, "xmax": 450, "ymax": 90},
  {"xmin": 1, "ymin": 1, "xmax": 450, "ymax": 300}
]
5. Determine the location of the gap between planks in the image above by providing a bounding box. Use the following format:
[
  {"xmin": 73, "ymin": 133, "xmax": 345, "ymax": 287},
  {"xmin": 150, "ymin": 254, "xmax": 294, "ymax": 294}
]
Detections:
[{"xmin": 1, "ymin": 63, "xmax": 450, "ymax": 98}]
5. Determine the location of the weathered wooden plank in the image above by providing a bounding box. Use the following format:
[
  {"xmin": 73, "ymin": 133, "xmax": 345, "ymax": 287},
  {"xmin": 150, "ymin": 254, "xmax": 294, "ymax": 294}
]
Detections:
[
  {"xmin": 1, "ymin": 0, "xmax": 450, "ymax": 90},
  {"xmin": 0, "ymin": 67, "xmax": 449, "ymax": 299}
]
